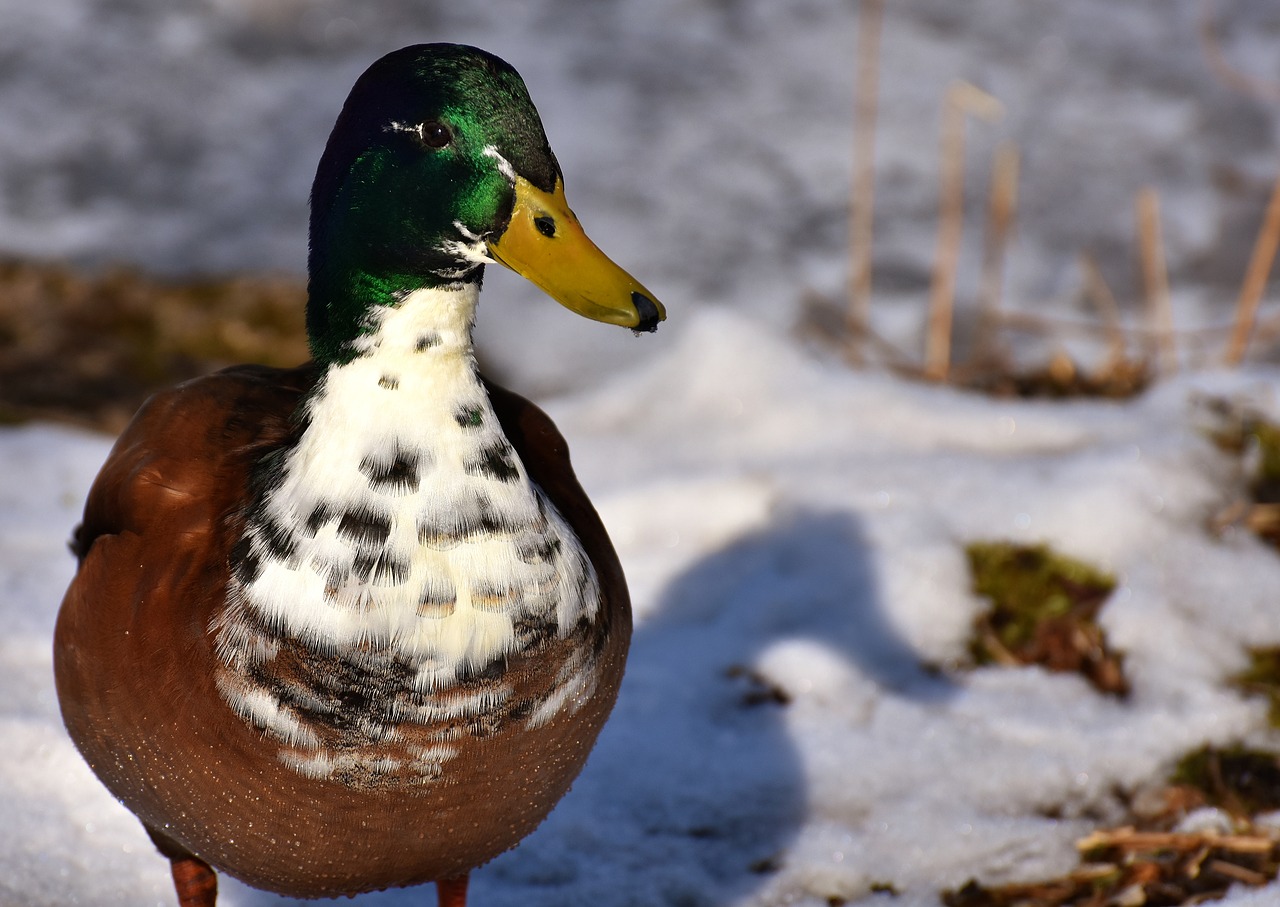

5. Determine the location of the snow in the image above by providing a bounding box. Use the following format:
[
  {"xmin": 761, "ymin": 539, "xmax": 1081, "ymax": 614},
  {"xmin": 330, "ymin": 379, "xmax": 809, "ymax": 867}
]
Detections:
[
  {"xmin": 6, "ymin": 0, "xmax": 1280, "ymax": 903},
  {"xmin": 7, "ymin": 309, "xmax": 1280, "ymax": 905}
]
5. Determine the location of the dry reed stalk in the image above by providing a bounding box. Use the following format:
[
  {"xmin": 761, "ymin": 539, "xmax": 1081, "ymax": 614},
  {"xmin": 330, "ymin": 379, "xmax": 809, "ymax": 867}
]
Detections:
[
  {"xmin": 1077, "ymin": 827, "xmax": 1278, "ymax": 856},
  {"xmin": 924, "ymin": 81, "xmax": 1004, "ymax": 381},
  {"xmin": 1136, "ymin": 187, "xmax": 1177, "ymax": 374},
  {"xmin": 845, "ymin": 0, "xmax": 885, "ymax": 363},
  {"xmin": 1079, "ymin": 253, "xmax": 1127, "ymax": 366},
  {"xmin": 1224, "ymin": 166, "xmax": 1280, "ymax": 365},
  {"xmin": 972, "ymin": 141, "xmax": 1020, "ymax": 362}
]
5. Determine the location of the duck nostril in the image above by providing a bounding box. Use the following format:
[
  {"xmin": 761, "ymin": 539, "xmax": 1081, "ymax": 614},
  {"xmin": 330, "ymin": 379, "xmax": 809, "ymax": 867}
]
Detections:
[{"xmin": 534, "ymin": 215, "xmax": 556, "ymax": 238}]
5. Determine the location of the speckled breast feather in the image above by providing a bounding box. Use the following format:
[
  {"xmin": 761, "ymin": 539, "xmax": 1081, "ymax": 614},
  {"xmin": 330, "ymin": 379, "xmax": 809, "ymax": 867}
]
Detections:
[{"xmin": 212, "ymin": 284, "xmax": 602, "ymax": 786}]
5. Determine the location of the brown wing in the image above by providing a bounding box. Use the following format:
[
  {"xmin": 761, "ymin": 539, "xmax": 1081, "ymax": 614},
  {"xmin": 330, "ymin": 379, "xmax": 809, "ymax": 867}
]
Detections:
[
  {"xmin": 484, "ymin": 377, "xmax": 629, "ymax": 619},
  {"xmin": 54, "ymin": 363, "xmax": 318, "ymax": 850},
  {"xmin": 69, "ymin": 363, "xmax": 317, "ymax": 565}
]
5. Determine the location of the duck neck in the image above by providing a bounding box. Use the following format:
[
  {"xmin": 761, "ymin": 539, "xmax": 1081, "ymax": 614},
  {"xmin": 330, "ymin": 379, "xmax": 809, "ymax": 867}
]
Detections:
[
  {"xmin": 286, "ymin": 281, "xmax": 509, "ymax": 528},
  {"xmin": 305, "ymin": 242, "xmax": 486, "ymax": 367},
  {"xmin": 234, "ymin": 281, "xmax": 592, "ymax": 637}
]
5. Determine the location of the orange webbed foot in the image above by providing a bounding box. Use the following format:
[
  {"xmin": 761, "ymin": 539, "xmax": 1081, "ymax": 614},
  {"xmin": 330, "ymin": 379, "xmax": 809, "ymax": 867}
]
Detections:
[
  {"xmin": 169, "ymin": 854, "xmax": 217, "ymax": 907},
  {"xmin": 437, "ymin": 874, "xmax": 469, "ymax": 907}
]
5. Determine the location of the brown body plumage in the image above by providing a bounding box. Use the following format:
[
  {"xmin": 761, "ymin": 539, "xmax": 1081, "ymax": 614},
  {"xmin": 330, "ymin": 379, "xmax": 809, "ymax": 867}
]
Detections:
[{"xmin": 54, "ymin": 365, "xmax": 630, "ymax": 897}]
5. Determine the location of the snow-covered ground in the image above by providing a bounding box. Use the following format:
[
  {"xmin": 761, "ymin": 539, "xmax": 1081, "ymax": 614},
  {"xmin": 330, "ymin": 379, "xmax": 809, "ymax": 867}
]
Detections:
[
  {"xmin": 7, "ymin": 309, "xmax": 1280, "ymax": 906},
  {"xmin": 7, "ymin": 1, "xmax": 1280, "ymax": 905}
]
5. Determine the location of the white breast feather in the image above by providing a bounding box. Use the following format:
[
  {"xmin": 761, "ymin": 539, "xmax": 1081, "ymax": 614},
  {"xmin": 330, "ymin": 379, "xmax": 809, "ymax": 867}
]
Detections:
[{"xmin": 215, "ymin": 284, "xmax": 601, "ymax": 767}]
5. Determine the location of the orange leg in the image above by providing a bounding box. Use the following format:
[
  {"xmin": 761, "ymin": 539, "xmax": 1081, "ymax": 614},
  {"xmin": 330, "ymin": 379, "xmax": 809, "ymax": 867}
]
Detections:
[
  {"xmin": 169, "ymin": 854, "xmax": 218, "ymax": 907},
  {"xmin": 436, "ymin": 874, "xmax": 469, "ymax": 907}
]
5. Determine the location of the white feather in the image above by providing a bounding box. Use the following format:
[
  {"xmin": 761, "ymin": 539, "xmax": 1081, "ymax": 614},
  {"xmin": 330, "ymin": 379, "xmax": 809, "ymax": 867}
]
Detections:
[{"xmin": 214, "ymin": 283, "xmax": 600, "ymax": 777}]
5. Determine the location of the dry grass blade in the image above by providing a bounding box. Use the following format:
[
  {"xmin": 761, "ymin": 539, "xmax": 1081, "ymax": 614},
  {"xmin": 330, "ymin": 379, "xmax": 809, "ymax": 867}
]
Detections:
[
  {"xmin": 1077, "ymin": 828, "xmax": 1276, "ymax": 856},
  {"xmin": 1078, "ymin": 253, "xmax": 1128, "ymax": 368},
  {"xmin": 924, "ymin": 81, "xmax": 1004, "ymax": 382},
  {"xmin": 1136, "ymin": 187, "xmax": 1177, "ymax": 375},
  {"xmin": 1223, "ymin": 166, "xmax": 1280, "ymax": 366},
  {"xmin": 971, "ymin": 141, "xmax": 1020, "ymax": 364}
]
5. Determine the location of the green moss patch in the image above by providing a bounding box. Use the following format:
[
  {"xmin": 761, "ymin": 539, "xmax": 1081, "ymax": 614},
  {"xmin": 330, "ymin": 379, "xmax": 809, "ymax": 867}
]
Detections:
[
  {"xmin": 966, "ymin": 541, "xmax": 1126, "ymax": 696},
  {"xmin": 1231, "ymin": 647, "xmax": 1280, "ymax": 729}
]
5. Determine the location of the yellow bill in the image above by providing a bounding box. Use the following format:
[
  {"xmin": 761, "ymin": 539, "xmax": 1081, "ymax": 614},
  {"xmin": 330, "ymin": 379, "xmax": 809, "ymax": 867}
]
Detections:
[{"xmin": 487, "ymin": 176, "xmax": 665, "ymax": 333}]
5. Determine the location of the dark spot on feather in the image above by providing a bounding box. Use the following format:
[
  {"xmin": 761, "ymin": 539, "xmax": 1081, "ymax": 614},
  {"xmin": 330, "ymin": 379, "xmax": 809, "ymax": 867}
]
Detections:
[
  {"xmin": 377, "ymin": 374, "xmax": 399, "ymax": 390},
  {"xmin": 264, "ymin": 647, "xmax": 418, "ymax": 746},
  {"xmin": 231, "ymin": 535, "xmax": 262, "ymax": 584},
  {"xmin": 588, "ymin": 614, "xmax": 611, "ymax": 657},
  {"xmin": 513, "ymin": 611, "xmax": 559, "ymax": 651},
  {"xmin": 336, "ymin": 686, "xmax": 371, "ymax": 715},
  {"xmin": 571, "ymin": 550, "xmax": 593, "ymax": 598},
  {"xmin": 415, "ymin": 333, "xmax": 441, "ymax": 352},
  {"xmin": 454, "ymin": 406, "xmax": 484, "ymax": 429},
  {"xmin": 467, "ymin": 713, "xmax": 504, "ymax": 738},
  {"xmin": 354, "ymin": 552, "xmax": 410, "ymax": 586},
  {"xmin": 517, "ymin": 534, "xmax": 561, "ymax": 564},
  {"xmin": 337, "ymin": 509, "xmax": 392, "ymax": 548},
  {"xmin": 464, "ymin": 440, "xmax": 520, "ymax": 483},
  {"xmin": 246, "ymin": 446, "xmax": 292, "ymax": 508},
  {"xmin": 417, "ymin": 493, "xmax": 530, "ymax": 547},
  {"xmin": 375, "ymin": 557, "xmax": 411, "ymax": 586},
  {"xmin": 359, "ymin": 448, "xmax": 423, "ymax": 494},
  {"xmin": 305, "ymin": 502, "xmax": 338, "ymax": 536},
  {"xmin": 256, "ymin": 515, "xmax": 298, "ymax": 562}
]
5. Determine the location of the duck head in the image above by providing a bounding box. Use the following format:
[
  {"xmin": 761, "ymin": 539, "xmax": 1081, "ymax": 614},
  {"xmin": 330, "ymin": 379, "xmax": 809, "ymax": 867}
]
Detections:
[{"xmin": 306, "ymin": 43, "xmax": 665, "ymax": 364}]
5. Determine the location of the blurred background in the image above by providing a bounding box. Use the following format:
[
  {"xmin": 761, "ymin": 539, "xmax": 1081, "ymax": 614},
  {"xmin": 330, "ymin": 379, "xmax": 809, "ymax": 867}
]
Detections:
[{"xmin": 1, "ymin": 0, "xmax": 1279, "ymax": 422}]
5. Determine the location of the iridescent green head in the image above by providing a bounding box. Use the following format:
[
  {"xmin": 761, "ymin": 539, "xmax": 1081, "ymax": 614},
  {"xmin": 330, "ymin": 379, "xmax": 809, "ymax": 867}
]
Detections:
[{"xmin": 306, "ymin": 43, "xmax": 664, "ymax": 364}]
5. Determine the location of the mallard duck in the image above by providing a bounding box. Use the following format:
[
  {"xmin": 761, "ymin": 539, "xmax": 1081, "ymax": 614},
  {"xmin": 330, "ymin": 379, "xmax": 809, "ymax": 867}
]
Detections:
[{"xmin": 53, "ymin": 44, "xmax": 663, "ymax": 907}]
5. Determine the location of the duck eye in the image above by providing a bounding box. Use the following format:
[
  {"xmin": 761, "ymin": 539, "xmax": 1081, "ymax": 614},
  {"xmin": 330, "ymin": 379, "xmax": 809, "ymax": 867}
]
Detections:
[{"xmin": 418, "ymin": 121, "xmax": 452, "ymax": 149}]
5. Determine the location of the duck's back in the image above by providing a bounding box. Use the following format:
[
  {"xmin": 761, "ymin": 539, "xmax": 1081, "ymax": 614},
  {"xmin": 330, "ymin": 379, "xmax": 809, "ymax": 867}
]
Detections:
[{"xmin": 53, "ymin": 363, "xmax": 631, "ymax": 897}]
